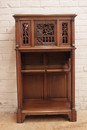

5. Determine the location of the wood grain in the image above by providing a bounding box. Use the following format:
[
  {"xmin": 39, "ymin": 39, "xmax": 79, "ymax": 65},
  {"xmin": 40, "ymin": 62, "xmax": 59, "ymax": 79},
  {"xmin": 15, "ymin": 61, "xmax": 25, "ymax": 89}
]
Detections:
[{"xmin": 14, "ymin": 14, "xmax": 77, "ymax": 123}]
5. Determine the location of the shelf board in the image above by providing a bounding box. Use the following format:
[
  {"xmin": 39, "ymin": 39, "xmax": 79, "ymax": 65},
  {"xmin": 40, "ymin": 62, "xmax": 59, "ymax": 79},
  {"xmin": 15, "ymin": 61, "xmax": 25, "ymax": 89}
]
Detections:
[
  {"xmin": 21, "ymin": 68, "xmax": 70, "ymax": 73},
  {"xmin": 21, "ymin": 69, "xmax": 45, "ymax": 73},
  {"xmin": 18, "ymin": 46, "xmax": 75, "ymax": 52},
  {"xmin": 46, "ymin": 68, "xmax": 70, "ymax": 72},
  {"xmin": 22, "ymin": 99, "xmax": 71, "ymax": 115}
]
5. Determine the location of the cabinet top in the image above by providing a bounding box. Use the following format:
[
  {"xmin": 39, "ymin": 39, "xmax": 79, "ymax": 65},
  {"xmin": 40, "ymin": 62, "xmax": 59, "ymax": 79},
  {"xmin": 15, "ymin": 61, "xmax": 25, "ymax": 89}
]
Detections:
[
  {"xmin": 14, "ymin": 14, "xmax": 76, "ymax": 49},
  {"xmin": 13, "ymin": 14, "xmax": 77, "ymax": 18}
]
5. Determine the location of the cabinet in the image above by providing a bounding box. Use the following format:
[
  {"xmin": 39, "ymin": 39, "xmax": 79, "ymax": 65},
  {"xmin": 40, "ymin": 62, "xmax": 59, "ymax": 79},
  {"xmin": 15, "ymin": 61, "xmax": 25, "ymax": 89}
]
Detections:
[{"xmin": 13, "ymin": 14, "xmax": 77, "ymax": 123}]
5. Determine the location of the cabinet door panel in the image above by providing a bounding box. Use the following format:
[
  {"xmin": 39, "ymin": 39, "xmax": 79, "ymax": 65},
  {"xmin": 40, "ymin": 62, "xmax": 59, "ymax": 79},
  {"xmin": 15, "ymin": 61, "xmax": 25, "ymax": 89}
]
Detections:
[
  {"xmin": 47, "ymin": 73, "xmax": 67, "ymax": 98},
  {"xmin": 22, "ymin": 73, "xmax": 44, "ymax": 99}
]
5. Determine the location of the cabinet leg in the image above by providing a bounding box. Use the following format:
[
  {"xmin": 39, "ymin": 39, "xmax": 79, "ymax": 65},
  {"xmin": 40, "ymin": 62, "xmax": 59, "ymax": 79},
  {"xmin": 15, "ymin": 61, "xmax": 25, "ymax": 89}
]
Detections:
[
  {"xmin": 17, "ymin": 109, "xmax": 22, "ymax": 123},
  {"xmin": 21, "ymin": 113, "xmax": 26, "ymax": 123},
  {"xmin": 68, "ymin": 109, "xmax": 77, "ymax": 122}
]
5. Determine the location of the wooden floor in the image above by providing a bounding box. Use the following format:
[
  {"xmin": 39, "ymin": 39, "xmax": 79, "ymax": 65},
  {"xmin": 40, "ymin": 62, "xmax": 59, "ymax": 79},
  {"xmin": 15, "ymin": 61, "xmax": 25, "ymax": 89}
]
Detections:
[{"xmin": 0, "ymin": 111, "xmax": 87, "ymax": 130}]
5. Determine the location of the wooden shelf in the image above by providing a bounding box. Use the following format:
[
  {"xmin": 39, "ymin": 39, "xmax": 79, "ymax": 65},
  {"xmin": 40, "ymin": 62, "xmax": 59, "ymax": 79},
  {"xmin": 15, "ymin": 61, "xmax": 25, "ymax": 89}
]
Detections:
[
  {"xmin": 21, "ymin": 68, "xmax": 70, "ymax": 73},
  {"xmin": 18, "ymin": 46, "xmax": 75, "ymax": 52},
  {"xmin": 21, "ymin": 69, "xmax": 45, "ymax": 73},
  {"xmin": 22, "ymin": 99, "xmax": 71, "ymax": 115},
  {"xmin": 47, "ymin": 69, "xmax": 70, "ymax": 72}
]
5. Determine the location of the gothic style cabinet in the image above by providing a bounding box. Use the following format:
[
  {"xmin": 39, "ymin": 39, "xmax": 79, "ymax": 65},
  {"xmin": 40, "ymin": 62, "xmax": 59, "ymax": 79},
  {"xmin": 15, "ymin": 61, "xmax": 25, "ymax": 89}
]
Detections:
[{"xmin": 13, "ymin": 14, "xmax": 77, "ymax": 123}]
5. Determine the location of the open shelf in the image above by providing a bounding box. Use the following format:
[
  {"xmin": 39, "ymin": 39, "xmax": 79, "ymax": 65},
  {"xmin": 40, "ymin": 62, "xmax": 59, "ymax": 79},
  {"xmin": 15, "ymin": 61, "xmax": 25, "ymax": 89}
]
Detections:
[
  {"xmin": 22, "ymin": 99, "xmax": 71, "ymax": 114},
  {"xmin": 21, "ymin": 52, "xmax": 70, "ymax": 70}
]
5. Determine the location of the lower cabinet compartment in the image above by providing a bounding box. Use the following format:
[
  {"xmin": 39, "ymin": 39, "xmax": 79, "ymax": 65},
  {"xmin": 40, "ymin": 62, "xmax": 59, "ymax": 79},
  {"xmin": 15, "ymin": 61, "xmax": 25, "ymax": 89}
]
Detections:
[
  {"xmin": 22, "ymin": 72, "xmax": 68, "ymax": 100},
  {"xmin": 22, "ymin": 72, "xmax": 70, "ymax": 111},
  {"xmin": 20, "ymin": 52, "xmax": 73, "ymax": 122}
]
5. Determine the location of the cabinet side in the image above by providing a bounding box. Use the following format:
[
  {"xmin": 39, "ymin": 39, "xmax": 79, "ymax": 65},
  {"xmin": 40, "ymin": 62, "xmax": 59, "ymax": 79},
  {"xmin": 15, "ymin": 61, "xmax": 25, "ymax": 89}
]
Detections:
[
  {"xmin": 71, "ymin": 17, "xmax": 77, "ymax": 121},
  {"xmin": 14, "ymin": 17, "xmax": 23, "ymax": 123}
]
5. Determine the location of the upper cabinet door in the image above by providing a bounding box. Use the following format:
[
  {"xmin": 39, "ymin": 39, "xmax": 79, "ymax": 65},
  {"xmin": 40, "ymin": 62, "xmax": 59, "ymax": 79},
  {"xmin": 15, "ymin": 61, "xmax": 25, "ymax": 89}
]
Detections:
[
  {"xmin": 20, "ymin": 21, "xmax": 31, "ymax": 46},
  {"xmin": 59, "ymin": 20, "xmax": 71, "ymax": 46}
]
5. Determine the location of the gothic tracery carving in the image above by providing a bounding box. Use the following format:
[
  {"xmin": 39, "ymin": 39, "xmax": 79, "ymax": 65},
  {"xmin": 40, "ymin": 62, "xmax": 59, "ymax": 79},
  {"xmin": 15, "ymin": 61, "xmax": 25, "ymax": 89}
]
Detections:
[
  {"xmin": 35, "ymin": 21, "xmax": 56, "ymax": 45},
  {"xmin": 62, "ymin": 23, "xmax": 68, "ymax": 43},
  {"xmin": 22, "ymin": 23, "xmax": 29, "ymax": 44}
]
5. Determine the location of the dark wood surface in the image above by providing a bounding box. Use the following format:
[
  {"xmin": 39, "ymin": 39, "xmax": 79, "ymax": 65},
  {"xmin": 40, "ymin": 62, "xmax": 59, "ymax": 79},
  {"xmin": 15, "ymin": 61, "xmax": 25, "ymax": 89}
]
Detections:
[
  {"xmin": 14, "ymin": 14, "xmax": 77, "ymax": 123},
  {"xmin": 22, "ymin": 99, "xmax": 70, "ymax": 114},
  {"xmin": 13, "ymin": 14, "xmax": 77, "ymax": 18}
]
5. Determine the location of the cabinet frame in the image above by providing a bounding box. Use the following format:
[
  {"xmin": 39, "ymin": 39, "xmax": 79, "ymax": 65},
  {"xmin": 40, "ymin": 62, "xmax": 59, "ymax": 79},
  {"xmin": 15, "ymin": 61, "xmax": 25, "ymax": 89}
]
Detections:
[{"xmin": 14, "ymin": 14, "xmax": 77, "ymax": 123}]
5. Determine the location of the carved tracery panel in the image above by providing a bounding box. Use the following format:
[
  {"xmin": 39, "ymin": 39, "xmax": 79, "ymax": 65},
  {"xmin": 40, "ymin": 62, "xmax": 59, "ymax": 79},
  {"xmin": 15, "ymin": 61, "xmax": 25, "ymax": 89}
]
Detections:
[
  {"xmin": 22, "ymin": 23, "xmax": 29, "ymax": 44},
  {"xmin": 34, "ymin": 21, "xmax": 57, "ymax": 45},
  {"xmin": 62, "ymin": 23, "xmax": 68, "ymax": 43},
  {"xmin": 21, "ymin": 22, "xmax": 30, "ymax": 45}
]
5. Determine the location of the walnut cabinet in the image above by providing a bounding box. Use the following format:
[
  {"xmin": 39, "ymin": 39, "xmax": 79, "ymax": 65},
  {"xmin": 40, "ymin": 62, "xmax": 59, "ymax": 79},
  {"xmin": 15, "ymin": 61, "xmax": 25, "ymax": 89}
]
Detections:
[{"xmin": 13, "ymin": 14, "xmax": 77, "ymax": 123}]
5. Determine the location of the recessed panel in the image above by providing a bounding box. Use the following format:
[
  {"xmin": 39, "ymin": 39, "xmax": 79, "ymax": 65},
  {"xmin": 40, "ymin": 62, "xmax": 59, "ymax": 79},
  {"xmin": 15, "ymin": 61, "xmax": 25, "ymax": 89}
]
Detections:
[
  {"xmin": 47, "ymin": 73, "xmax": 67, "ymax": 98},
  {"xmin": 23, "ymin": 73, "xmax": 44, "ymax": 99}
]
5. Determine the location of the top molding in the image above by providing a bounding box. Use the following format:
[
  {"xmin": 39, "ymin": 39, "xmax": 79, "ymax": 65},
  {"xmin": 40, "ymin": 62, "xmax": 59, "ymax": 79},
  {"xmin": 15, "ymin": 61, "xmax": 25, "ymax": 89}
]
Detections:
[{"xmin": 13, "ymin": 14, "xmax": 77, "ymax": 18}]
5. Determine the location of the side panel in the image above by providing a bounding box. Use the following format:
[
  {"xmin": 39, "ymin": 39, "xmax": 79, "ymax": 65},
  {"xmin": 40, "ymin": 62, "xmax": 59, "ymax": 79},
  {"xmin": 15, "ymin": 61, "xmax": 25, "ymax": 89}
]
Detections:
[{"xmin": 59, "ymin": 20, "xmax": 71, "ymax": 46}]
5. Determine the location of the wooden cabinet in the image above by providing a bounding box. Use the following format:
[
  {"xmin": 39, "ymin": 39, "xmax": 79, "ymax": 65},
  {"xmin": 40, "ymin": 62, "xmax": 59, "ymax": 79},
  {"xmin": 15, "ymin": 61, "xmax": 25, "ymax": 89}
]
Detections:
[{"xmin": 13, "ymin": 14, "xmax": 77, "ymax": 123}]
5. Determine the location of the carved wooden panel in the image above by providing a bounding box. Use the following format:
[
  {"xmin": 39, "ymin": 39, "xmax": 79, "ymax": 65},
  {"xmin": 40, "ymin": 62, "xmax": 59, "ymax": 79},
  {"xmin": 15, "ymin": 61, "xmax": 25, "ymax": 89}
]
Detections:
[
  {"xmin": 59, "ymin": 21, "xmax": 71, "ymax": 46},
  {"xmin": 62, "ymin": 23, "xmax": 68, "ymax": 43},
  {"xmin": 21, "ymin": 21, "xmax": 31, "ymax": 46},
  {"xmin": 22, "ymin": 23, "xmax": 29, "ymax": 44},
  {"xmin": 34, "ymin": 21, "xmax": 57, "ymax": 45}
]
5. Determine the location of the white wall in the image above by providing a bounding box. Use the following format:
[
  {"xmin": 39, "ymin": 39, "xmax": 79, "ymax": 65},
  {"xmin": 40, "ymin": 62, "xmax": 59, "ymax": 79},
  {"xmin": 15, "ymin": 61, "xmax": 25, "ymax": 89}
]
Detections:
[{"xmin": 0, "ymin": 0, "xmax": 87, "ymax": 112}]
